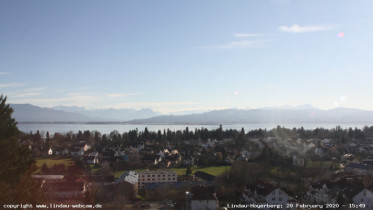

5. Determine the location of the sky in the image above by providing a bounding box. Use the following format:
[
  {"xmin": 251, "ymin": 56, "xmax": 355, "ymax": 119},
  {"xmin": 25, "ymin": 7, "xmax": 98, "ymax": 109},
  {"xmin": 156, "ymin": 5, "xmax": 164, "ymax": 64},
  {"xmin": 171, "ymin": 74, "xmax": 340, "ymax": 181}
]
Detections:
[{"xmin": 1, "ymin": 0, "xmax": 373, "ymax": 114}]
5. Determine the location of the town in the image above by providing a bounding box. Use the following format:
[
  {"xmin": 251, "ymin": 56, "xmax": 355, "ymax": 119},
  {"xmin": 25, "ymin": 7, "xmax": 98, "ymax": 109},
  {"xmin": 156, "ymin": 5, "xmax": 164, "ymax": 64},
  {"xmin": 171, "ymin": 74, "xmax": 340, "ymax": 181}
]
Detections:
[{"xmin": 18, "ymin": 125, "xmax": 373, "ymax": 209}]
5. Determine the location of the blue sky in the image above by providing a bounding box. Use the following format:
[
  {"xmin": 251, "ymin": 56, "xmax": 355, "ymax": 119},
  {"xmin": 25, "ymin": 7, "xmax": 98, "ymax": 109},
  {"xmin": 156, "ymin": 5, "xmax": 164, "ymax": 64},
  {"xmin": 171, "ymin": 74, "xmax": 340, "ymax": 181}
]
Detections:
[{"xmin": 1, "ymin": 0, "xmax": 373, "ymax": 113}]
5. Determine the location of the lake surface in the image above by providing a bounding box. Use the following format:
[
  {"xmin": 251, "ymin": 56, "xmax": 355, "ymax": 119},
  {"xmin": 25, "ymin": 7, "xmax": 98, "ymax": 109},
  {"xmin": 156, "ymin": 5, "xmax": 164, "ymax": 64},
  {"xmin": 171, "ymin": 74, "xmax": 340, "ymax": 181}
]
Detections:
[{"xmin": 18, "ymin": 123, "xmax": 372, "ymax": 135}]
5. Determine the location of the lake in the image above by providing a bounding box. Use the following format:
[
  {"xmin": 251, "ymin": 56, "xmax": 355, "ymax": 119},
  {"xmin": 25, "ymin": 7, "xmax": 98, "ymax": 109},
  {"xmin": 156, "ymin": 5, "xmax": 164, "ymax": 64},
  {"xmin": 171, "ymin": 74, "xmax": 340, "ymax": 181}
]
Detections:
[{"xmin": 18, "ymin": 122, "xmax": 372, "ymax": 135}]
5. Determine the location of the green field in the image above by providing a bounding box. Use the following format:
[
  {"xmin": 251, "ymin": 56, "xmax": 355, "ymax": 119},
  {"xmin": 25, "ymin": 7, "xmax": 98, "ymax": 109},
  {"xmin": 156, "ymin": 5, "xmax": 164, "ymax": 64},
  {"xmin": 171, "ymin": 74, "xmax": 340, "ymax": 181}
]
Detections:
[
  {"xmin": 114, "ymin": 166, "xmax": 230, "ymax": 178},
  {"xmin": 35, "ymin": 158, "xmax": 75, "ymax": 173}
]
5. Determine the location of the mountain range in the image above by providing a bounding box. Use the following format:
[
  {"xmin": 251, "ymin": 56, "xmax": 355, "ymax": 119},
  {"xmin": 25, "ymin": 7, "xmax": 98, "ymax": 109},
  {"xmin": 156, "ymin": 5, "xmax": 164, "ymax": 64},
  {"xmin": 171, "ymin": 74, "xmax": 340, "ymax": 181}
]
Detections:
[
  {"xmin": 10, "ymin": 104, "xmax": 373, "ymax": 124},
  {"xmin": 10, "ymin": 104, "xmax": 160, "ymax": 122}
]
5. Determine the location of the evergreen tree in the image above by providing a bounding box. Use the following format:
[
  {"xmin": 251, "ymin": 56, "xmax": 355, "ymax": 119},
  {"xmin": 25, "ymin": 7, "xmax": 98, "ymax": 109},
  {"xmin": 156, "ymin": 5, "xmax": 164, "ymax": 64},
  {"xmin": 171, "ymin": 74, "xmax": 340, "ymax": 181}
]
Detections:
[{"xmin": 0, "ymin": 95, "xmax": 43, "ymax": 204}]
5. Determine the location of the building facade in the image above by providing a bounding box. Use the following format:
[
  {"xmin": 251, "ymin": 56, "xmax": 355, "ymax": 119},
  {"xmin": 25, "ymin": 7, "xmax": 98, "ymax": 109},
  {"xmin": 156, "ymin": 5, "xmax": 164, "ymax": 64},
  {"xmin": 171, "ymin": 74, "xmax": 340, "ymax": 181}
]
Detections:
[{"xmin": 138, "ymin": 170, "xmax": 177, "ymax": 189}]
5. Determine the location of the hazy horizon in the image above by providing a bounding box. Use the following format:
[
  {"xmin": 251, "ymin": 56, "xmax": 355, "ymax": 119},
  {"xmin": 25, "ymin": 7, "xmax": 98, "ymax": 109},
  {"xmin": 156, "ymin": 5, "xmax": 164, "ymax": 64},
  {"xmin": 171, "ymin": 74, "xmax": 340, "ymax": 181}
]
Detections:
[{"xmin": 1, "ymin": 1, "xmax": 373, "ymax": 113}]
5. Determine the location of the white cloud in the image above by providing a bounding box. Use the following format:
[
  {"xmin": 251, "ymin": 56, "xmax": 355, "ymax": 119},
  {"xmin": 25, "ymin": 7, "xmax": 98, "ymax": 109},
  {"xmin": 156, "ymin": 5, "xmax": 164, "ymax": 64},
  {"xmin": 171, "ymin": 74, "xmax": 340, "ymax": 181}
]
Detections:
[
  {"xmin": 108, "ymin": 92, "xmax": 142, "ymax": 98},
  {"xmin": 108, "ymin": 101, "xmax": 200, "ymax": 109},
  {"xmin": 279, "ymin": 24, "xmax": 332, "ymax": 33},
  {"xmin": 0, "ymin": 72, "xmax": 10, "ymax": 75},
  {"xmin": 5, "ymin": 87, "xmax": 45, "ymax": 98},
  {"xmin": 233, "ymin": 33, "xmax": 268, "ymax": 37},
  {"xmin": 0, "ymin": 83, "xmax": 24, "ymax": 88},
  {"xmin": 202, "ymin": 40, "xmax": 266, "ymax": 49},
  {"xmin": 12, "ymin": 92, "xmax": 42, "ymax": 98},
  {"xmin": 9, "ymin": 93, "xmax": 100, "ymax": 108}
]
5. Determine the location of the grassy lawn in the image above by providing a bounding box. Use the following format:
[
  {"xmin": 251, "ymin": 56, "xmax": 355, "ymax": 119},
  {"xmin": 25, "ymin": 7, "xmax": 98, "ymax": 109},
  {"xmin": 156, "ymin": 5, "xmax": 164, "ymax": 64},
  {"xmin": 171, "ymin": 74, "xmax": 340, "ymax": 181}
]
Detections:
[
  {"xmin": 113, "ymin": 165, "xmax": 230, "ymax": 178},
  {"xmin": 35, "ymin": 157, "xmax": 75, "ymax": 173},
  {"xmin": 190, "ymin": 166, "xmax": 230, "ymax": 176}
]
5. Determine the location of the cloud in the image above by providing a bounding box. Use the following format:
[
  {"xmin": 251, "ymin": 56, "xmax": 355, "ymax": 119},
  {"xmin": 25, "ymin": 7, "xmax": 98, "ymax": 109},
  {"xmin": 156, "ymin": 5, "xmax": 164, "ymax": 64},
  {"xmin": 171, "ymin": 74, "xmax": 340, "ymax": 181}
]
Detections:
[
  {"xmin": 233, "ymin": 33, "xmax": 268, "ymax": 37},
  {"xmin": 108, "ymin": 101, "xmax": 200, "ymax": 108},
  {"xmin": 5, "ymin": 87, "xmax": 45, "ymax": 98},
  {"xmin": 278, "ymin": 24, "xmax": 332, "ymax": 33},
  {"xmin": 12, "ymin": 92, "xmax": 42, "ymax": 98},
  {"xmin": 9, "ymin": 93, "xmax": 100, "ymax": 108},
  {"xmin": 202, "ymin": 40, "xmax": 266, "ymax": 49},
  {"xmin": 108, "ymin": 92, "xmax": 142, "ymax": 98},
  {"xmin": 0, "ymin": 83, "xmax": 24, "ymax": 88},
  {"xmin": 0, "ymin": 72, "xmax": 10, "ymax": 75}
]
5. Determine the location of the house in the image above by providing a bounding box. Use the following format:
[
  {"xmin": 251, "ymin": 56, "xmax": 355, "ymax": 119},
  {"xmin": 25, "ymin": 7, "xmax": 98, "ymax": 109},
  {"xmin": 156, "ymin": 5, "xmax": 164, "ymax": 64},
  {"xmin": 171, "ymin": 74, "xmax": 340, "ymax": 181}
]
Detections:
[
  {"xmin": 115, "ymin": 171, "xmax": 139, "ymax": 199},
  {"xmin": 158, "ymin": 159, "xmax": 171, "ymax": 168},
  {"xmin": 351, "ymin": 189, "xmax": 373, "ymax": 209},
  {"xmin": 240, "ymin": 149, "xmax": 251, "ymax": 158},
  {"xmin": 194, "ymin": 171, "xmax": 215, "ymax": 182},
  {"xmin": 55, "ymin": 148, "xmax": 69, "ymax": 156},
  {"xmin": 116, "ymin": 171, "xmax": 138, "ymax": 185},
  {"xmin": 305, "ymin": 181, "xmax": 338, "ymax": 204},
  {"xmin": 74, "ymin": 142, "xmax": 90, "ymax": 152},
  {"xmin": 345, "ymin": 163, "xmax": 373, "ymax": 175},
  {"xmin": 293, "ymin": 155, "xmax": 305, "ymax": 167},
  {"xmin": 242, "ymin": 181, "xmax": 294, "ymax": 209},
  {"xmin": 185, "ymin": 185, "xmax": 219, "ymax": 210},
  {"xmin": 155, "ymin": 150, "xmax": 166, "ymax": 158},
  {"xmin": 48, "ymin": 148, "xmax": 53, "ymax": 156},
  {"xmin": 70, "ymin": 148, "xmax": 84, "ymax": 157},
  {"xmin": 202, "ymin": 139, "xmax": 218, "ymax": 149},
  {"xmin": 303, "ymin": 142, "xmax": 316, "ymax": 152},
  {"xmin": 340, "ymin": 182, "xmax": 373, "ymax": 209},
  {"xmin": 183, "ymin": 156, "xmax": 195, "ymax": 166},
  {"xmin": 167, "ymin": 153, "xmax": 182, "ymax": 167},
  {"xmin": 142, "ymin": 155, "xmax": 161, "ymax": 166},
  {"xmin": 83, "ymin": 156, "xmax": 99, "ymax": 164}
]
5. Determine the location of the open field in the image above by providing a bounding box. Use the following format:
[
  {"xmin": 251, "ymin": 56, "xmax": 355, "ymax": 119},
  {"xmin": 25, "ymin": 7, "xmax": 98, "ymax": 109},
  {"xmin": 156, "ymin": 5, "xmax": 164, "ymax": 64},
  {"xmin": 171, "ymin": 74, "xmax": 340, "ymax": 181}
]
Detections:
[
  {"xmin": 114, "ymin": 165, "xmax": 231, "ymax": 178},
  {"xmin": 35, "ymin": 158, "xmax": 75, "ymax": 173}
]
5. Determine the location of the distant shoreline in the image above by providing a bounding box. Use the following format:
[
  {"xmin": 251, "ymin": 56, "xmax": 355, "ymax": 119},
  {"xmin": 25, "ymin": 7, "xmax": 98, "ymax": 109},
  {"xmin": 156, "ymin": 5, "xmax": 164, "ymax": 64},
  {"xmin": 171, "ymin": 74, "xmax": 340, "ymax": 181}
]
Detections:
[{"xmin": 17, "ymin": 121, "xmax": 373, "ymax": 126}]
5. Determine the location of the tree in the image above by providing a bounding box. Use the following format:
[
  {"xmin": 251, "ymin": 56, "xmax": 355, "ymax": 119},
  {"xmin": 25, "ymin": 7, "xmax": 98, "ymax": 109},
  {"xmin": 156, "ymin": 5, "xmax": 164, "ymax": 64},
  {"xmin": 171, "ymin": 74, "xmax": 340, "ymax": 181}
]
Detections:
[
  {"xmin": 0, "ymin": 95, "xmax": 43, "ymax": 204},
  {"xmin": 185, "ymin": 166, "xmax": 192, "ymax": 175}
]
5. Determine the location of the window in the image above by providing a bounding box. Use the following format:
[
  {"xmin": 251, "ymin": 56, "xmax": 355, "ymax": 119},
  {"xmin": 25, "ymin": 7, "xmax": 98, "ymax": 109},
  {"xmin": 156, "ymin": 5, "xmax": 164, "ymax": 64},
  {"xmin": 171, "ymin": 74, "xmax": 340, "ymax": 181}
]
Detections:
[
  {"xmin": 279, "ymin": 197, "xmax": 282, "ymax": 201},
  {"xmin": 272, "ymin": 197, "xmax": 275, "ymax": 201}
]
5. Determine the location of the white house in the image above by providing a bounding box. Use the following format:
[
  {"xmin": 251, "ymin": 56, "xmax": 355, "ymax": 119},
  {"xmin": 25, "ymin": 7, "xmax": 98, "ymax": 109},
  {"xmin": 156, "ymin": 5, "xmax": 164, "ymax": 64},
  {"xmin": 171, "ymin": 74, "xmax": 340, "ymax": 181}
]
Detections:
[
  {"xmin": 48, "ymin": 148, "xmax": 53, "ymax": 156},
  {"xmin": 240, "ymin": 149, "xmax": 251, "ymax": 158},
  {"xmin": 155, "ymin": 150, "xmax": 165, "ymax": 158},
  {"xmin": 186, "ymin": 185, "xmax": 219, "ymax": 210},
  {"xmin": 293, "ymin": 155, "xmax": 305, "ymax": 167},
  {"xmin": 306, "ymin": 182, "xmax": 337, "ymax": 204},
  {"xmin": 352, "ymin": 189, "xmax": 373, "ymax": 209},
  {"xmin": 115, "ymin": 171, "xmax": 138, "ymax": 185},
  {"xmin": 242, "ymin": 182, "xmax": 294, "ymax": 210}
]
